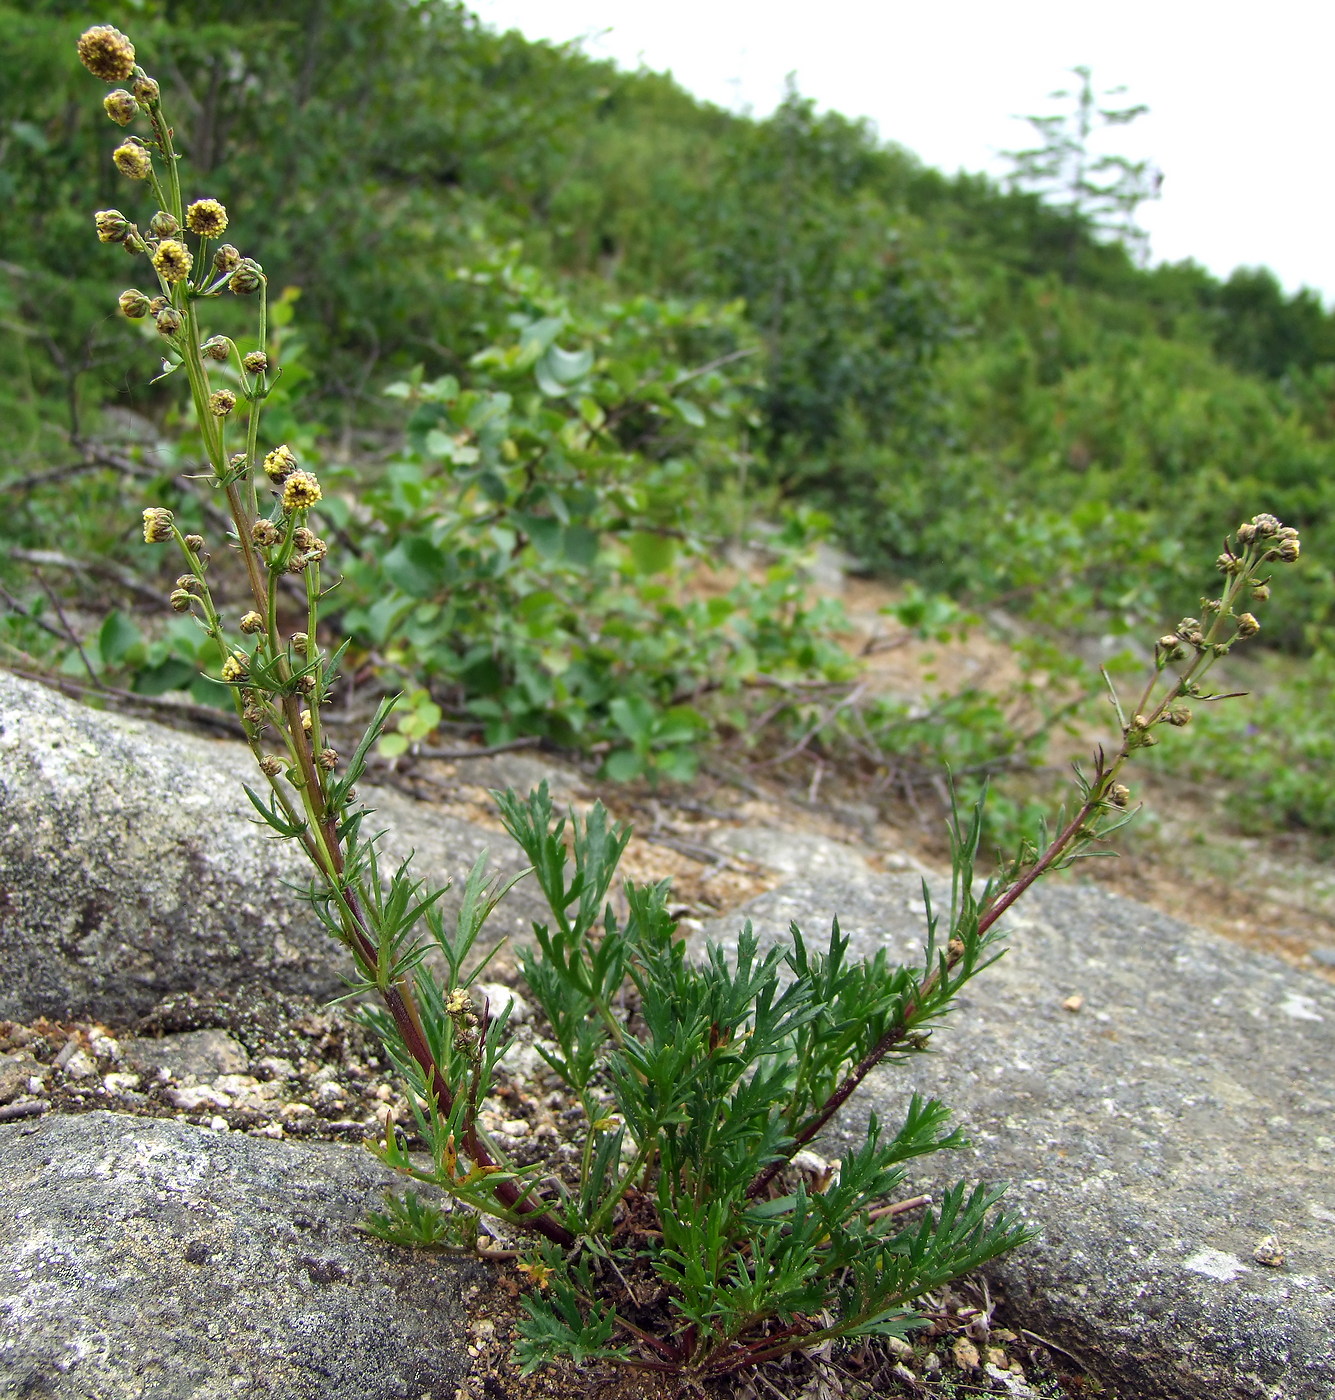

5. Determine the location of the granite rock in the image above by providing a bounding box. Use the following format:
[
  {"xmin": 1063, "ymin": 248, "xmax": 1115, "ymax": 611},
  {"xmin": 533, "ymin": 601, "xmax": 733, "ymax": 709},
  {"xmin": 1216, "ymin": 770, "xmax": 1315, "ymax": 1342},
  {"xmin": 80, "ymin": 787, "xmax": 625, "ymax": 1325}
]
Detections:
[
  {"xmin": 701, "ymin": 873, "xmax": 1335, "ymax": 1400},
  {"xmin": 0, "ymin": 672, "xmax": 552, "ymax": 1023},
  {"xmin": 0, "ymin": 1110, "xmax": 483, "ymax": 1399}
]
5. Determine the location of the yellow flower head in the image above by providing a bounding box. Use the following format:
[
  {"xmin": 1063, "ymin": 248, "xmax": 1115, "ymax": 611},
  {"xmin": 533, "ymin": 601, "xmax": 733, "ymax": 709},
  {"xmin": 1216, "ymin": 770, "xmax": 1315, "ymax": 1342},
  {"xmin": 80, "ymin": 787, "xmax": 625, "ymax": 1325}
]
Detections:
[
  {"xmin": 142, "ymin": 507, "xmax": 174, "ymax": 544},
  {"xmin": 186, "ymin": 199, "xmax": 229, "ymax": 238},
  {"xmin": 210, "ymin": 390, "xmax": 237, "ymax": 417},
  {"xmin": 152, "ymin": 239, "xmax": 193, "ymax": 284},
  {"xmin": 77, "ymin": 26, "xmax": 136, "ymax": 83},
  {"xmin": 113, "ymin": 141, "xmax": 152, "ymax": 180},
  {"xmin": 220, "ymin": 651, "xmax": 249, "ymax": 684},
  {"xmin": 263, "ymin": 444, "xmax": 298, "ymax": 481},
  {"xmin": 282, "ymin": 472, "xmax": 322, "ymax": 512}
]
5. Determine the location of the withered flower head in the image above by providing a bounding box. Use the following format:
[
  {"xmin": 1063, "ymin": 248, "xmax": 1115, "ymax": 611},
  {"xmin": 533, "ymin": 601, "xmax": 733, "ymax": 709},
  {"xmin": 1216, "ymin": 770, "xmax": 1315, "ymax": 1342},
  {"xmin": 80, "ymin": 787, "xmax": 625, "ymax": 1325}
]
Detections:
[
  {"xmin": 113, "ymin": 140, "xmax": 152, "ymax": 180},
  {"xmin": 77, "ymin": 26, "xmax": 136, "ymax": 83},
  {"xmin": 142, "ymin": 507, "xmax": 174, "ymax": 544},
  {"xmin": 152, "ymin": 238, "xmax": 192, "ymax": 284},
  {"xmin": 185, "ymin": 199, "xmax": 229, "ymax": 237},
  {"xmin": 103, "ymin": 89, "xmax": 138, "ymax": 125},
  {"xmin": 281, "ymin": 470, "xmax": 322, "ymax": 512}
]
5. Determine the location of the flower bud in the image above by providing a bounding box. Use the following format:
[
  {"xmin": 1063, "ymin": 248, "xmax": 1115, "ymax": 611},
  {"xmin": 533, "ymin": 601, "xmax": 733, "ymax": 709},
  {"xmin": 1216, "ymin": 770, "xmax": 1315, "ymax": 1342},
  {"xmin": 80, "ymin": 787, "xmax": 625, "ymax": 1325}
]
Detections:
[
  {"xmin": 252, "ymin": 519, "xmax": 281, "ymax": 547},
  {"xmin": 1215, "ymin": 552, "xmax": 1243, "ymax": 576},
  {"xmin": 183, "ymin": 533, "xmax": 205, "ymax": 554},
  {"xmin": 229, "ymin": 259, "xmax": 263, "ymax": 295},
  {"xmin": 155, "ymin": 306, "xmax": 184, "ymax": 339},
  {"xmin": 201, "ymin": 336, "xmax": 230, "ymax": 362},
  {"xmin": 210, "ymin": 390, "xmax": 237, "ymax": 417},
  {"xmin": 1251, "ymin": 513, "xmax": 1280, "ymax": 537},
  {"xmin": 242, "ymin": 350, "xmax": 269, "ymax": 375},
  {"xmin": 103, "ymin": 89, "xmax": 138, "ymax": 126},
  {"xmin": 148, "ymin": 295, "xmax": 169, "ymax": 316},
  {"xmin": 318, "ymin": 748, "xmax": 339, "ymax": 772},
  {"xmin": 95, "ymin": 209, "xmax": 131, "ymax": 244},
  {"xmin": 297, "ymin": 673, "xmax": 317, "ymax": 694},
  {"xmin": 142, "ymin": 507, "xmax": 174, "ymax": 544},
  {"xmin": 1251, "ymin": 582, "xmax": 1271, "ymax": 603},
  {"xmin": 168, "ymin": 589, "xmax": 193, "ymax": 613},
  {"xmin": 185, "ymin": 199, "xmax": 228, "ymax": 238},
  {"xmin": 213, "ymin": 244, "xmax": 241, "ymax": 274},
  {"xmin": 132, "ymin": 75, "xmax": 160, "ymax": 107},
  {"xmin": 1236, "ymin": 613, "xmax": 1261, "ymax": 638},
  {"xmin": 290, "ymin": 632, "xmax": 310, "ymax": 655},
  {"xmin": 148, "ymin": 210, "xmax": 180, "ymax": 239},
  {"xmin": 77, "ymin": 26, "xmax": 136, "ymax": 83},
  {"xmin": 118, "ymin": 288, "xmax": 151, "ymax": 319},
  {"xmin": 1276, "ymin": 538, "xmax": 1300, "ymax": 563},
  {"xmin": 239, "ymin": 611, "xmax": 265, "ymax": 635},
  {"xmin": 1109, "ymin": 783, "xmax": 1130, "ymax": 807},
  {"xmin": 259, "ymin": 755, "xmax": 284, "ymax": 777},
  {"xmin": 1166, "ymin": 706, "xmax": 1192, "ymax": 727},
  {"xmin": 113, "ymin": 141, "xmax": 152, "ymax": 180}
]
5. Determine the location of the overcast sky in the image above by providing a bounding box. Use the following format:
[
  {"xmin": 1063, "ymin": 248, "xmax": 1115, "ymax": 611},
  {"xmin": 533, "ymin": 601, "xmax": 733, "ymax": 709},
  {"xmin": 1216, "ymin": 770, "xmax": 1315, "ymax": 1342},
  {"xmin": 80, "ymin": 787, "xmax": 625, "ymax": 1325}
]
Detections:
[{"xmin": 472, "ymin": 0, "xmax": 1334, "ymax": 305}]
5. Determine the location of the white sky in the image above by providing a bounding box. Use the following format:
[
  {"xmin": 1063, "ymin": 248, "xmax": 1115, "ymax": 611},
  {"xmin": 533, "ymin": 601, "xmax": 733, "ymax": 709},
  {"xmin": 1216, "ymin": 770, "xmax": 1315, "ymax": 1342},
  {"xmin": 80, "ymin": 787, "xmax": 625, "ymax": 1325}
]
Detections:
[{"xmin": 472, "ymin": 0, "xmax": 1335, "ymax": 305}]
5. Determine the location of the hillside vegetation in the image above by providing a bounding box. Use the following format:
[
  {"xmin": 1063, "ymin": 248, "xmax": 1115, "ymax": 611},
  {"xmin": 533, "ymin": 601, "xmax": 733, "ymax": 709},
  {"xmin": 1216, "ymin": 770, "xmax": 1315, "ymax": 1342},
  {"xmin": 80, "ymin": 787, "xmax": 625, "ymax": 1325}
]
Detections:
[{"xmin": 4, "ymin": 0, "xmax": 1333, "ymax": 846}]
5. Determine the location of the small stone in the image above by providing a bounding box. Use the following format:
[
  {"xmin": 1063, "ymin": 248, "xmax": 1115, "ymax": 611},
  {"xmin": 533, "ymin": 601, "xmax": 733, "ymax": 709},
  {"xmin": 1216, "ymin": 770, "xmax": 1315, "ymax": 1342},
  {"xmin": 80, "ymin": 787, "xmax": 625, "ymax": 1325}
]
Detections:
[
  {"xmin": 987, "ymin": 1346, "xmax": 1008, "ymax": 1367},
  {"xmin": 1310, "ymin": 947, "xmax": 1335, "ymax": 969},
  {"xmin": 499, "ymin": 1118, "xmax": 529, "ymax": 1137},
  {"xmin": 256, "ymin": 1056, "xmax": 297, "ymax": 1081},
  {"xmin": 316, "ymin": 1082, "xmax": 345, "ymax": 1104},
  {"xmin": 167, "ymin": 1085, "xmax": 233, "ymax": 1112},
  {"xmin": 280, "ymin": 1102, "xmax": 315, "ymax": 1120},
  {"xmin": 1253, "ymin": 1234, "xmax": 1285, "ymax": 1267},
  {"xmin": 208, "ymin": 1116, "xmax": 230, "ymax": 1133},
  {"xmin": 127, "ymin": 1030, "xmax": 248, "ymax": 1081},
  {"xmin": 103, "ymin": 1072, "xmax": 142, "ymax": 1094},
  {"xmin": 0, "ymin": 1053, "xmax": 41, "ymax": 1105},
  {"xmin": 1062, "ymin": 994, "xmax": 1085, "ymax": 1013},
  {"xmin": 953, "ymin": 1337, "xmax": 980, "ymax": 1370},
  {"xmin": 474, "ymin": 982, "xmax": 532, "ymax": 1025},
  {"xmin": 60, "ymin": 1049, "xmax": 98, "ymax": 1081}
]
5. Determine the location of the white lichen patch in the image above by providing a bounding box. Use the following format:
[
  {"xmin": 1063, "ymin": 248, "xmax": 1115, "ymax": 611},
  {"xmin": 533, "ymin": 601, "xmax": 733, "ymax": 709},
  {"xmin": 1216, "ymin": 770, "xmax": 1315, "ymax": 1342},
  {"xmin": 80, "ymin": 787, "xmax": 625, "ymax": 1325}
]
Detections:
[{"xmin": 1183, "ymin": 1249, "xmax": 1251, "ymax": 1281}]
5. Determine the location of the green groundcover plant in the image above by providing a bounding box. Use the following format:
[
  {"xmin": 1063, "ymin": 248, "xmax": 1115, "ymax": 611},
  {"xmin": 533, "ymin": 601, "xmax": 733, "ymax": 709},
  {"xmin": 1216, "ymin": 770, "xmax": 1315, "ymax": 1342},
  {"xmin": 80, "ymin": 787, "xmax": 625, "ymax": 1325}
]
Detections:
[{"xmin": 74, "ymin": 25, "xmax": 1303, "ymax": 1382}]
